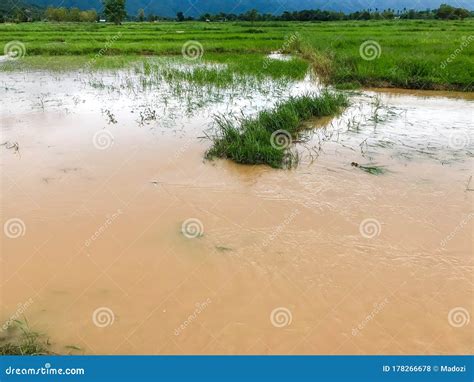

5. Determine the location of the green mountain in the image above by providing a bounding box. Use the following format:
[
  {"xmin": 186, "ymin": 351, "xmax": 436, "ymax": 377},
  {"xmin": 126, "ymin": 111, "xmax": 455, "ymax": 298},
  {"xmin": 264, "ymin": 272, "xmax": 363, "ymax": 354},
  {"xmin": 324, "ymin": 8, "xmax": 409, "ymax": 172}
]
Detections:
[{"xmin": 15, "ymin": 0, "xmax": 474, "ymax": 18}]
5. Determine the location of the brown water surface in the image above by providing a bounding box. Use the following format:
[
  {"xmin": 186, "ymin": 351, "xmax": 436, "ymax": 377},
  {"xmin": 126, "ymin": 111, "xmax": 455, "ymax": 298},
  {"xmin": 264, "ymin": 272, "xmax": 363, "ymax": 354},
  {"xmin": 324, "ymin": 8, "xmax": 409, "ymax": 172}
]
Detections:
[{"xmin": 1, "ymin": 66, "xmax": 473, "ymax": 355}]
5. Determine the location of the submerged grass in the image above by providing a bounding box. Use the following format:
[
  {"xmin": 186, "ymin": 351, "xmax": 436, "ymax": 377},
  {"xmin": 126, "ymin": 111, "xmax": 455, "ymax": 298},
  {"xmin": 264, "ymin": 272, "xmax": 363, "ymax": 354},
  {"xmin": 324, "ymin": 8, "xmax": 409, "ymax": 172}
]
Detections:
[
  {"xmin": 1, "ymin": 53, "xmax": 308, "ymax": 82},
  {"xmin": 206, "ymin": 92, "xmax": 348, "ymax": 168},
  {"xmin": 141, "ymin": 56, "xmax": 307, "ymax": 88},
  {"xmin": 351, "ymin": 162, "xmax": 387, "ymax": 175},
  {"xmin": 0, "ymin": 320, "xmax": 51, "ymax": 355}
]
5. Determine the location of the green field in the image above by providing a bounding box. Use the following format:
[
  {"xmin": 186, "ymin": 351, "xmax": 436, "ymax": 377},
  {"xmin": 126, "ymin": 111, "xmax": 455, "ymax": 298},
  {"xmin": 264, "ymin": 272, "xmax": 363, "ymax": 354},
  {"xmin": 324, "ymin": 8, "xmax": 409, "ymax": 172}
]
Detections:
[{"xmin": 1, "ymin": 20, "xmax": 473, "ymax": 90}]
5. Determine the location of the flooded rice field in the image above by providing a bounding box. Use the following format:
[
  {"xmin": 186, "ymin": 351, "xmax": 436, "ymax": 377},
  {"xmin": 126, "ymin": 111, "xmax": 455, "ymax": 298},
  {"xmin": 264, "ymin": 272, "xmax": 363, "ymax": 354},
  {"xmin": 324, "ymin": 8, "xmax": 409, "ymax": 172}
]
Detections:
[{"xmin": 1, "ymin": 60, "xmax": 473, "ymax": 355}]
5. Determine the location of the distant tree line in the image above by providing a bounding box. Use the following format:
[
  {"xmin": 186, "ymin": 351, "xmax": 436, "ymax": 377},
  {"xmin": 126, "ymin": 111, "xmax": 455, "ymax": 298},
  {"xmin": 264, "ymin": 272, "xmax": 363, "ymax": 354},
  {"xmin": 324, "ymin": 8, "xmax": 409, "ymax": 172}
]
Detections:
[
  {"xmin": 0, "ymin": 6, "xmax": 97, "ymax": 22},
  {"xmin": 136, "ymin": 4, "xmax": 473, "ymax": 22},
  {"xmin": 0, "ymin": 2, "xmax": 43, "ymax": 22},
  {"xmin": 196, "ymin": 4, "xmax": 471, "ymax": 22},
  {"xmin": 0, "ymin": 2, "xmax": 471, "ymax": 23},
  {"xmin": 44, "ymin": 7, "xmax": 98, "ymax": 22}
]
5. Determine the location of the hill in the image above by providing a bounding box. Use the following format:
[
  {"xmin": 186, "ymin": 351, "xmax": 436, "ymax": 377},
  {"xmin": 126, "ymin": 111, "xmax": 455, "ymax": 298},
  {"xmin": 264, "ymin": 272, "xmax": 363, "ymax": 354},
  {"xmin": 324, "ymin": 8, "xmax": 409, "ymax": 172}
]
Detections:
[{"xmin": 21, "ymin": 0, "xmax": 474, "ymax": 18}]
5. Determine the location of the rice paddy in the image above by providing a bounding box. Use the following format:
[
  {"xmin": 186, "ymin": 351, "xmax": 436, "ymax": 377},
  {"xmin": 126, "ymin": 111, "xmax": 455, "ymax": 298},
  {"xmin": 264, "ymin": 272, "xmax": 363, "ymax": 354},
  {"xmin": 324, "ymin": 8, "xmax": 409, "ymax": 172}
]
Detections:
[
  {"xmin": 0, "ymin": 17, "xmax": 473, "ymax": 357},
  {"xmin": 1, "ymin": 19, "xmax": 473, "ymax": 90}
]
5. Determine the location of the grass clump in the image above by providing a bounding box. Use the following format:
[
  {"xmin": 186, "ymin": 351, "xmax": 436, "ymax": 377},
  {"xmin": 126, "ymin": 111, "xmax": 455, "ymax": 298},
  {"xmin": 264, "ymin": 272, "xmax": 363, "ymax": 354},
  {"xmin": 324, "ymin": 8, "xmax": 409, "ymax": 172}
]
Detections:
[
  {"xmin": 0, "ymin": 320, "xmax": 51, "ymax": 355},
  {"xmin": 206, "ymin": 91, "xmax": 348, "ymax": 168}
]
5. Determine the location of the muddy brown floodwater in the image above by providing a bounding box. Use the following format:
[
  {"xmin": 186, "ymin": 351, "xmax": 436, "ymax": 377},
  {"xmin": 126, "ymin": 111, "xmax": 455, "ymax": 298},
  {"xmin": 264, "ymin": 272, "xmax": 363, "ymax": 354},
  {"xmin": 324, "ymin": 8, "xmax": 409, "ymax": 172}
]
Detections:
[{"xmin": 0, "ymin": 63, "xmax": 473, "ymax": 355}]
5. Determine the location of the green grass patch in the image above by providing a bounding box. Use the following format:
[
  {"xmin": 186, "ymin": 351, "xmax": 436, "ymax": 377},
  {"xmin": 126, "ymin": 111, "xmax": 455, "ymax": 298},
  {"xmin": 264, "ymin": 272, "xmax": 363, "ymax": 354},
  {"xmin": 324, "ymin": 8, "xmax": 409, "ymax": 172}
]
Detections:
[
  {"xmin": 0, "ymin": 320, "xmax": 51, "ymax": 355},
  {"xmin": 297, "ymin": 20, "xmax": 474, "ymax": 91},
  {"xmin": 1, "ymin": 20, "xmax": 472, "ymax": 90},
  {"xmin": 206, "ymin": 92, "xmax": 348, "ymax": 168}
]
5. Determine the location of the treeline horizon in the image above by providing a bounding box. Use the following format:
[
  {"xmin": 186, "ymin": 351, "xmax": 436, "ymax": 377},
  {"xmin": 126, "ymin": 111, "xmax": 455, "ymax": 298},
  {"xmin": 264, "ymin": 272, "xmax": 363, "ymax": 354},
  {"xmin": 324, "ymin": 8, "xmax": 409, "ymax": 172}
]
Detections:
[
  {"xmin": 1, "ymin": 3, "xmax": 472, "ymax": 23},
  {"xmin": 196, "ymin": 4, "xmax": 472, "ymax": 22}
]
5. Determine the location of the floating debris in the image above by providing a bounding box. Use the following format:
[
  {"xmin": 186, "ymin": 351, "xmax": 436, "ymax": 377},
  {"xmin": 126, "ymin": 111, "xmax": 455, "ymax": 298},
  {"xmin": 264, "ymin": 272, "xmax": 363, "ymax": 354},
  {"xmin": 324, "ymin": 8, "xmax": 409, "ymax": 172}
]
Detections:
[
  {"xmin": 215, "ymin": 246, "xmax": 233, "ymax": 252},
  {"xmin": 101, "ymin": 108, "xmax": 117, "ymax": 124},
  {"xmin": 1, "ymin": 141, "xmax": 20, "ymax": 155},
  {"xmin": 138, "ymin": 107, "xmax": 157, "ymax": 126},
  {"xmin": 351, "ymin": 162, "xmax": 386, "ymax": 175}
]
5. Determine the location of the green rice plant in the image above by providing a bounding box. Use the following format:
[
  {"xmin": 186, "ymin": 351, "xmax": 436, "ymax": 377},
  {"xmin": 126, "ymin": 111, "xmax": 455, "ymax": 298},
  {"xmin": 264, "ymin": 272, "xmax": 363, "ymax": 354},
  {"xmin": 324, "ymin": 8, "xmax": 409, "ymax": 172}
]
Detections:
[{"xmin": 206, "ymin": 91, "xmax": 348, "ymax": 168}]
